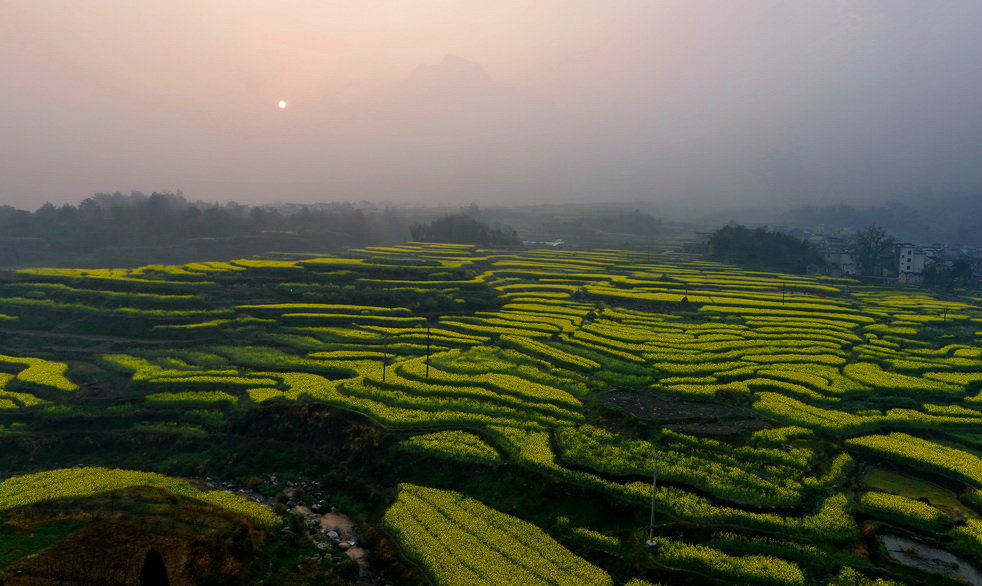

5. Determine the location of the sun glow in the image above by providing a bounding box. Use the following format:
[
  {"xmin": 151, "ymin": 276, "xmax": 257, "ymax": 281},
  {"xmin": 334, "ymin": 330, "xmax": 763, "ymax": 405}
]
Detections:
[{"xmin": 277, "ymin": 100, "xmax": 287, "ymax": 109}]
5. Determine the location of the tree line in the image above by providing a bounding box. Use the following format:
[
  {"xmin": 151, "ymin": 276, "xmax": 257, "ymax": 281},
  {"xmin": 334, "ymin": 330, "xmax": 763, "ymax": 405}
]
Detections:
[
  {"xmin": 409, "ymin": 213, "xmax": 519, "ymax": 246},
  {"xmin": 705, "ymin": 225, "xmax": 822, "ymax": 274},
  {"xmin": 0, "ymin": 192, "xmax": 411, "ymax": 267}
]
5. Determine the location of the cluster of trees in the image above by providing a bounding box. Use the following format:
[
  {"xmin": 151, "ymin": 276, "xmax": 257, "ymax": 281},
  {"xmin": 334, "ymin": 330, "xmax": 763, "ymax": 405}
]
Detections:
[
  {"xmin": 705, "ymin": 225, "xmax": 822, "ymax": 273},
  {"xmin": 0, "ymin": 192, "xmax": 411, "ymax": 267},
  {"xmin": 409, "ymin": 213, "xmax": 519, "ymax": 246},
  {"xmin": 851, "ymin": 225, "xmax": 894, "ymax": 277},
  {"xmin": 923, "ymin": 260, "xmax": 974, "ymax": 291}
]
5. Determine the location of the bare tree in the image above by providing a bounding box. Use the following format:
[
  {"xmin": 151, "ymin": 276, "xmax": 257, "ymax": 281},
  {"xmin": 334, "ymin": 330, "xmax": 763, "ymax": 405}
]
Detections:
[{"xmin": 853, "ymin": 225, "xmax": 894, "ymax": 276}]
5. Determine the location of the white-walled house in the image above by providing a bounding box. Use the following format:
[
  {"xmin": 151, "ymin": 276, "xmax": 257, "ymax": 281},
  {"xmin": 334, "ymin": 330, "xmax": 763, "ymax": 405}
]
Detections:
[
  {"xmin": 823, "ymin": 249, "xmax": 860, "ymax": 276},
  {"xmin": 895, "ymin": 243, "xmax": 927, "ymax": 274}
]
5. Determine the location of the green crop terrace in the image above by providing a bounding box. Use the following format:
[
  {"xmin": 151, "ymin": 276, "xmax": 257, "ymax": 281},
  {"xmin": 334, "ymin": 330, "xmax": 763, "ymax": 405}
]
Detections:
[{"xmin": 0, "ymin": 242, "xmax": 980, "ymax": 584}]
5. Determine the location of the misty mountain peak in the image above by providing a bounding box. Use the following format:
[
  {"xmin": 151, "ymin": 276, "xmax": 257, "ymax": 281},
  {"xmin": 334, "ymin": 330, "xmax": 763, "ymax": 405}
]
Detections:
[
  {"xmin": 440, "ymin": 54, "xmax": 487, "ymax": 73},
  {"xmin": 353, "ymin": 52, "xmax": 549, "ymax": 139},
  {"xmin": 408, "ymin": 54, "xmax": 491, "ymax": 86}
]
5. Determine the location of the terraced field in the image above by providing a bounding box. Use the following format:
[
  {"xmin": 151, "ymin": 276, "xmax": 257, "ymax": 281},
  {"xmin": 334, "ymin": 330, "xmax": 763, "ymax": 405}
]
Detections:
[{"xmin": 2, "ymin": 244, "xmax": 981, "ymax": 584}]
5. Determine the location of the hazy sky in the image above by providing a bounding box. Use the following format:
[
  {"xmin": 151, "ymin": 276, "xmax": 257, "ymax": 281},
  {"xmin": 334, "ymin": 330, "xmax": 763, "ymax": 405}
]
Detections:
[{"xmin": 2, "ymin": 1, "xmax": 981, "ymax": 210}]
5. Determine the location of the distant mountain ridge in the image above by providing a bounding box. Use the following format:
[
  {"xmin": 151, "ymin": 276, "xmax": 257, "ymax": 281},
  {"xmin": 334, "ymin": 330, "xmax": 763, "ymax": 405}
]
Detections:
[
  {"xmin": 406, "ymin": 54, "xmax": 493, "ymax": 87},
  {"xmin": 358, "ymin": 53, "xmax": 548, "ymax": 131}
]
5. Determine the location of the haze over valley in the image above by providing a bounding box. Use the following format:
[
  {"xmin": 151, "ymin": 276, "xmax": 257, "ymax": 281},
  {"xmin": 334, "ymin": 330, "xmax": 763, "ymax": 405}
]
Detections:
[{"xmin": 3, "ymin": 1, "xmax": 982, "ymax": 212}]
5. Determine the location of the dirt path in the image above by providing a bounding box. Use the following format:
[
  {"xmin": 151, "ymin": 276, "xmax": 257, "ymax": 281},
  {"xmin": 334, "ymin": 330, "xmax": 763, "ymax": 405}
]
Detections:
[
  {"xmin": 293, "ymin": 506, "xmax": 372, "ymax": 579},
  {"xmin": 196, "ymin": 477, "xmax": 375, "ymax": 581}
]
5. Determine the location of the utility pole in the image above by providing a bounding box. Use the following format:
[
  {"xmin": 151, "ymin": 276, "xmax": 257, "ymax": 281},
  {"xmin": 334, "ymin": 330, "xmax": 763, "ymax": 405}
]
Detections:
[
  {"xmin": 382, "ymin": 333, "xmax": 388, "ymax": 383},
  {"xmin": 425, "ymin": 326, "xmax": 431, "ymax": 377},
  {"xmin": 647, "ymin": 451, "xmax": 659, "ymax": 550}
]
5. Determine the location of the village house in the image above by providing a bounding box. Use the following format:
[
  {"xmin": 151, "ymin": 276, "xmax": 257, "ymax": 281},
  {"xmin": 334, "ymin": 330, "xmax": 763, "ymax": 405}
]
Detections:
[
  {"xmin": 894, "ymin": 242, "xmax": 928, "ymax": 274},
  {"xmin": 822, "ymin": 248, "xmax": 860, "ymax": 277}
]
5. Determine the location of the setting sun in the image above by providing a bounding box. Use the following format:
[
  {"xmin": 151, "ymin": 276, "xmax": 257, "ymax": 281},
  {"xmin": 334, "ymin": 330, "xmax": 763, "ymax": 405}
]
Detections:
[{"xmin": 277, "ymin": 100, "xmax": 286, "ymax": 109}]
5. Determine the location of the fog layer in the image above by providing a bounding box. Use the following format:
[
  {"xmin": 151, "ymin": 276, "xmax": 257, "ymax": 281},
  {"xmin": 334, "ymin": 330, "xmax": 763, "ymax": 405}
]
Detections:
[{"xmin": 2, "ymin": 1, "xmax": 981, "ymax": 209}]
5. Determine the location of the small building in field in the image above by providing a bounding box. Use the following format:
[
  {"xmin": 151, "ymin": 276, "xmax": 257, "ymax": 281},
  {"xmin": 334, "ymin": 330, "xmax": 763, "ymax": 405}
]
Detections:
[
  {"xmin": 894, "ymin": 243, "xmax": 927, "ymax": 274},
  {"xmin": 823, "ymin": 249, "xmax": 859, "ymax": 276}
]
